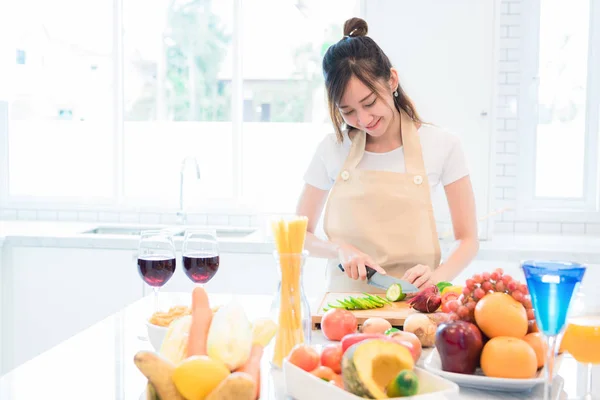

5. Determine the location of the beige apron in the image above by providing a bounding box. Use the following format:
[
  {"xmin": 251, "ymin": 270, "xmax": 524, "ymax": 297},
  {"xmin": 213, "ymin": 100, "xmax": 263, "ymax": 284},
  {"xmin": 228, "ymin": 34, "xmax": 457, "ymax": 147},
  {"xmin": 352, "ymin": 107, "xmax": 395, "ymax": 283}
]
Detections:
[{"xmin": 323, "ymin": 111, "xmax": 441, "ymax": 293}]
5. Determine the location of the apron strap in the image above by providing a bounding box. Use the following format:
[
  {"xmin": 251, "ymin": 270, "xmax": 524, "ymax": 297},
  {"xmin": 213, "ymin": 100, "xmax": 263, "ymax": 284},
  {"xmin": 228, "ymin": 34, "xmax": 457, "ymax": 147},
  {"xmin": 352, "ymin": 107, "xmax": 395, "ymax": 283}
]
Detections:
[
  {"xmin": 400, "ymin": 111, "xmax": 427, "ymax": 176},
  {"xmin": 339, "ymin": 111, "xmax": 427, "ymax": 175}
]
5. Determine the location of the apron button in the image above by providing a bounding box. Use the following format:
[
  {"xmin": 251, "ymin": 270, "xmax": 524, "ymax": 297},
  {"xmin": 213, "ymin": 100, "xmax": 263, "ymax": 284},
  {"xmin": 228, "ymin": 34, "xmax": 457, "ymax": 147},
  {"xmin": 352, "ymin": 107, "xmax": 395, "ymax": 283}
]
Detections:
[
  {"xmin": 341, "ymin": 170, "xmax": 350, "ymax": 181},
  {"xmin": 414, "ymin": 175, "xmax": 423, "ymax": 185}
]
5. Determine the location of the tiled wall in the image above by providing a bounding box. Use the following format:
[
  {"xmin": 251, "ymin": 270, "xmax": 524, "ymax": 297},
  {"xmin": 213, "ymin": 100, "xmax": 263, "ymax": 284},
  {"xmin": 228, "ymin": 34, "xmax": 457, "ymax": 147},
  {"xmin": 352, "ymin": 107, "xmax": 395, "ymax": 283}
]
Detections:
[
  {"xmin": 2, "ymin": 0, "xmax": 599, "ymax": 237},
  {"xmin": 492, "ymin": 0, "xmax": 600, "ymax": 236}
]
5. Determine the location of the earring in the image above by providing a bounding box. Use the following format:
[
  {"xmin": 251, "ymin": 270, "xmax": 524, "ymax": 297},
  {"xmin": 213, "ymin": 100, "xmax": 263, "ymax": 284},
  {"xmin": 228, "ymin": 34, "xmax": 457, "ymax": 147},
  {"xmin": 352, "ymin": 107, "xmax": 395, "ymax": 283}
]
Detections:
[{"xmin": 393, "ymin": 90, "xmax": 398, "ymax": 97}]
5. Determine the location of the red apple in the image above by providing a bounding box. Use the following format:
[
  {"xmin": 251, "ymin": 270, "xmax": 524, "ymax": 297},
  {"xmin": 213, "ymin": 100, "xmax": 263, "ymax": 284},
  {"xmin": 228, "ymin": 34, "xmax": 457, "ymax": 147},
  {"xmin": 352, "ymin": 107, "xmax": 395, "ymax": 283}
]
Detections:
[
  {"xmin": 320, "ymin": 343, "xmax": 343, "ymax": 374},
  {"xmin": 435, "ymin": 320, "xmax": 483, "ymax": 374},
  {"xmin": 321, "ymin": 309, "xmax": 358, "ymax": 341}
]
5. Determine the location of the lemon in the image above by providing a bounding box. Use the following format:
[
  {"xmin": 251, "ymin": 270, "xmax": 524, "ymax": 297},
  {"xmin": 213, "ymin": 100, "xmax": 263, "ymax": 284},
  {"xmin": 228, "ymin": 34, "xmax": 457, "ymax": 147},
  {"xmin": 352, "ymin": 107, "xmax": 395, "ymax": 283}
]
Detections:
[{"xmin": 173, "ymin": 355, "xmax": 230, "ymax": 400}]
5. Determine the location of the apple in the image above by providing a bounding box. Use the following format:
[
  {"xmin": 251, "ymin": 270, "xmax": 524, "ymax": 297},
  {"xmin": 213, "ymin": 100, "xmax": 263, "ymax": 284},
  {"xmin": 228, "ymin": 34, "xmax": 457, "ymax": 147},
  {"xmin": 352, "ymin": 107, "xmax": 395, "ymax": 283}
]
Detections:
[
  {"xmin": 388, "ymin": 331, "xmax": 422, "ymax": 362},
  {"xmin": 320, "ymin": 343, "xmax": 343, "ymax": 374},
  {"xmin": 321, "ymin": 309, "xmax": 358, "ymax": 341},
  {"xmin": 435, "ymin": 320, "xmax": 483, "ymax": 374}
]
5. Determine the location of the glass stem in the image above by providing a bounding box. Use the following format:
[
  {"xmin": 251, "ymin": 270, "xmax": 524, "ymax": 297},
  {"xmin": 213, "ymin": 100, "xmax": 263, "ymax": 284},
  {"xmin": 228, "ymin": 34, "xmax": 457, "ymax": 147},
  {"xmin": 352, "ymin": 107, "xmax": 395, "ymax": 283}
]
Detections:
[
  {"xmin": 585, "ymin": 363, "xmax": 593, "ymax": 400},
  {"xmin": 153, "ymin": 287, "xmax": 159, "ymax": 312},
  {"xmin": 544, "ymin": 335, "xmax": 557, "ymax": 400}
]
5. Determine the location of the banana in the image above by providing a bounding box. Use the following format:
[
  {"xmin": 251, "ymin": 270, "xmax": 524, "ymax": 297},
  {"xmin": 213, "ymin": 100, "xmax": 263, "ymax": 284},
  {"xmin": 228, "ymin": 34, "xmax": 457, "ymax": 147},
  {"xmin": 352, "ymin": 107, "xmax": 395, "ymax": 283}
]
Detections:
[{"xmin": 134, "ymin": 351, "xmax": 184, "ymax": 400}]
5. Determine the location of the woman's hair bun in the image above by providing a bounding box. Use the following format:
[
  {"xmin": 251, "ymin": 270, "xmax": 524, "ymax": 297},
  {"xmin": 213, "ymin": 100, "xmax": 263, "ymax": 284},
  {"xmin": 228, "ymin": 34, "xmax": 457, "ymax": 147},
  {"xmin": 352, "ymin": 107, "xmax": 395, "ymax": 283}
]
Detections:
[{"xmin": 343, "ymin": 17, "xmax": 368, "ymax": 38}]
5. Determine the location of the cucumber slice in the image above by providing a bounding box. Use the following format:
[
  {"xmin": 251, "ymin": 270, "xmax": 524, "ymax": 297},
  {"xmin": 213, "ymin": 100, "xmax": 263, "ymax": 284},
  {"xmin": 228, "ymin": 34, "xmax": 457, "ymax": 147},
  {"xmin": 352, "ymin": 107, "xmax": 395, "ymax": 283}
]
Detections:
[{"xmin": 386, "ymin": 283, "xmax": 404, "ymax": 302}]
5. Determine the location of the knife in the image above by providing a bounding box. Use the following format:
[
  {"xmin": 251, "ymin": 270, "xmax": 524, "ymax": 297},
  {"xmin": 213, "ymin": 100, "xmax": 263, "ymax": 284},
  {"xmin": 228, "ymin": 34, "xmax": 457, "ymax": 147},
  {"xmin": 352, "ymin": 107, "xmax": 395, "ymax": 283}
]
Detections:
[{"xmin": 337, "ymin": 264, "xmax": 419, "ymax": 293}]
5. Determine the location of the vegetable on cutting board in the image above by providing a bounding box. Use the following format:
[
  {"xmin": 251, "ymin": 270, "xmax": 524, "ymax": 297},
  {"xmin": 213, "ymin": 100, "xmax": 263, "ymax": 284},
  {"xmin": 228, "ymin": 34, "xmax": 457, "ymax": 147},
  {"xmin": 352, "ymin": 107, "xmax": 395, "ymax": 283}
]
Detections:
[
  {"xmin": 323, "ymin": 293, "xmax": 391, "ymax": 312},
  {"xmin": 386, "ymin": 283, "xmax": 406, "ymax": 302},
  {"xmin": 341, "ymin": 339, "xmax": 414, "ymax": 398}
]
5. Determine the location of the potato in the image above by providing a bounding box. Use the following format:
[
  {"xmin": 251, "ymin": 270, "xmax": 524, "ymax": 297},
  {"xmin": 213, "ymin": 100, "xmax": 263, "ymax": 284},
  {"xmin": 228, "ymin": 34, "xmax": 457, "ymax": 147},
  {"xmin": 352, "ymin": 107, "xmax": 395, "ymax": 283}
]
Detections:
[{"xmin": 361, "ymin": 317, "xmax": 392, "ymax": 334}]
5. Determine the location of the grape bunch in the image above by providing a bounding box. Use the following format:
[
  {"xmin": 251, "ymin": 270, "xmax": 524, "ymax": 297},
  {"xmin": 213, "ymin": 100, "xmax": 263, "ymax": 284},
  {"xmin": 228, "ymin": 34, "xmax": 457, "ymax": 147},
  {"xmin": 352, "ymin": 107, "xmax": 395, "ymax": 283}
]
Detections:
[{"xmin": 446, "ymin": 268, "xmax": 535, "ymax": 323}]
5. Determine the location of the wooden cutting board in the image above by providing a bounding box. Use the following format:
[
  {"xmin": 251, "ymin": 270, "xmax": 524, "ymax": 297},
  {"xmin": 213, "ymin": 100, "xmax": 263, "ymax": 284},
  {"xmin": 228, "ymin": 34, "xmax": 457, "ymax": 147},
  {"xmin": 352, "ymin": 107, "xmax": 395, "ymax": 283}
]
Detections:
[{"xmin": 311, "ymin": 292, "xmax": 417, "ymax": 330}]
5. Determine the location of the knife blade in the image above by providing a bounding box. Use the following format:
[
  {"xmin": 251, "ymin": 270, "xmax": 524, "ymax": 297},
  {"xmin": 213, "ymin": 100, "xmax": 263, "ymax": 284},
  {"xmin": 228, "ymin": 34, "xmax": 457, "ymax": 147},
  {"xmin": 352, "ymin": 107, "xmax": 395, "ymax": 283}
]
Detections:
[{"xmin": 337, "ymin": 264, "xmax": 420, "ymax": 294}]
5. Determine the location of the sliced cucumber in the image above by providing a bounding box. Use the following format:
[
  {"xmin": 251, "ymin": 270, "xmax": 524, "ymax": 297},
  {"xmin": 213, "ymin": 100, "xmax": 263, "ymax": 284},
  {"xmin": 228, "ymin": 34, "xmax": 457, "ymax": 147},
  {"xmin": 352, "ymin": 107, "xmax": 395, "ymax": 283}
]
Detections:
[{"xmin": 386, "ymin": 283, "xmax": 404, "ymax": 302}]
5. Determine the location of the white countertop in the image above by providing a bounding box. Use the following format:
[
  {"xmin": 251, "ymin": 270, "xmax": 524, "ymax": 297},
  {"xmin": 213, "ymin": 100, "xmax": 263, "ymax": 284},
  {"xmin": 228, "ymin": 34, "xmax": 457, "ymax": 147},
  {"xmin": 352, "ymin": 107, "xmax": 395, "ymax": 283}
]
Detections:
[
  {"xmin": 2, "ymin": 220, "xmax": 600, "ymax": 262},
  {"xmin": 0, "ymin": 292, "xmax": 595, "ymax": 400}
]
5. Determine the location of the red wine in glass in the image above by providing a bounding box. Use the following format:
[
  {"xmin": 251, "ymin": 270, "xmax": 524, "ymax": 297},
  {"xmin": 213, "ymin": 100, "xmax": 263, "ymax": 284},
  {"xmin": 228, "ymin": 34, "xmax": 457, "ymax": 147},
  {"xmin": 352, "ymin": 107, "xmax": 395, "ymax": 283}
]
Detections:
[
  {"xmin": 137, "ymin": 254, "xmax": 176, "ymax": 287},
  {"xmin": 183, "ymin": 252, "xmax": 220, "ymax": 284}
]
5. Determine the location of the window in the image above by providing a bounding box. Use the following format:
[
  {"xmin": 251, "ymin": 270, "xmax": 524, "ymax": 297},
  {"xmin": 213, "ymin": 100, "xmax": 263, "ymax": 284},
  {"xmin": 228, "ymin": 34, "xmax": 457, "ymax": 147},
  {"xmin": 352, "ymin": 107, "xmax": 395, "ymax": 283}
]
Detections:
[
  {"xmin": 0, "ymin": 0, "xmax": 361, "ymax": 213},
  {"xmin": 1, "ymin": 0, "xmax": 115, "ymax": 203},
  {"xmin": 519, "ymin": 0, "xmax": 600, "ymax": 217}
]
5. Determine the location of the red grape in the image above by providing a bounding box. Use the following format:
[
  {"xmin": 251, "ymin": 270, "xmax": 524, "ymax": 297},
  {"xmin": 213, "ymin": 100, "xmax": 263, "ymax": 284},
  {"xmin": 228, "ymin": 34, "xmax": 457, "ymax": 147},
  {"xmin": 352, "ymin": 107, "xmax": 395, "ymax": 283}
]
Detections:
[
  {"xmin": 522, "ymin": 296, "xmax": 532, "ymax": 309},
  {"xmin": 482, "ymin": 272, "xmax": 491, "ymax": 281},
  {"xmin": 457, "ymin": 305, "xmax": 470, "ymax": 318},
  {"xmin": 466, "ymin": 300, "xmax": 476, "ymax": 311},
  {"xmin": 448, "ymin": 313, "xmax": 460, "ymax": 321},
  {"xmin": 466, "ymin": 279, "xmax": 476, "ymax": 290},
  {"xmin": 520, "ymin": 284, "xmax": 529, "ymax": 294},
  {"xmin": 495, "ymin": 268, "xmax": 504, "ymax": 275},
  {"xmin": 462, "ymin": 287, "xmax": 471, "ymax": 297},
  {"xmin": 507, "ymin": 281, "xmax": 518, "ymax": 292},
  {"xmin": 473, "ymin": 274, "xmax": 483, "ymax": 284},
  {"xmin": 495, "ymin": 280, "xmax": 506, "ymax": 292},
  {"xmin": 526, "ymin": 308, "xmax": 535, "ymax": 320},
  {"xmin": 447, "ymin": 300, "xmax": 460, "ymax": 312},
  {"xmin": 511, "ymin": 290, "xmax": 524, "ymax": 302},
  {"xmin": 474, "ymin": 288, "xmax": 486, "ymax": 300},
  {"xmin": 490, "ymin": 271, "xmax": 499, "ymax": 281},
  {"xmin": 502, "ymin": 275, "xmax": 513, "ymax": 285},
  {"xmin": 482, "ymin": 281, "xmax": 493, "ymax": 291}
]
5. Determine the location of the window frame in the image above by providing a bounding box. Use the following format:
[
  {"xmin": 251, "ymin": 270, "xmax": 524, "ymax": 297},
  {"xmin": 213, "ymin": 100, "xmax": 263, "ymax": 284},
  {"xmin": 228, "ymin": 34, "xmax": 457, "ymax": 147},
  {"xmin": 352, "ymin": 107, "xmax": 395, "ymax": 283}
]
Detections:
[
  {"xmin": 1, "ymin": 0, "xmax": 366, "ymax": 214},
  {"xmin": 516, "ymin": 0, "xmax": 600, "ymax": 223}
]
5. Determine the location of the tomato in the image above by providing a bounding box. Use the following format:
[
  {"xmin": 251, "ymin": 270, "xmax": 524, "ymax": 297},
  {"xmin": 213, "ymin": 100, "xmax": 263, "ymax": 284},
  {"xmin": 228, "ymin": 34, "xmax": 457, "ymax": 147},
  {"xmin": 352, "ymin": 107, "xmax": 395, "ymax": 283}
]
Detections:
[
  {"xmin": 310, "ymin": 365, "xmax": 337, "ymax": 381},
  {"xmin": 321, "ymin": 309, "xmax": 358, "ymax": 341},
  {"xmin": 287, "ymin": 344, "xmax": 320, "ymax": 372},
  {"xmin": 441, "ymin": 291, "xmax": 459, "ymax": 305},
  {"xmin": 320, "ymin": 343, "xmax": 343, "ymax": 374}
]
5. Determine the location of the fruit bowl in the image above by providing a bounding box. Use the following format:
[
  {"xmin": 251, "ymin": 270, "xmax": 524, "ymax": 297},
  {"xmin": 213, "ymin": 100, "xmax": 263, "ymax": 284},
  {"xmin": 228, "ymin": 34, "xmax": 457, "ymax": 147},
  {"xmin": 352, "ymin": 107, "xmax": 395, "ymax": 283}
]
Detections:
[
  {"xmin": 284, "ymin": 358, "xmax": 459, "ymax": 400},
  {"xmin": 423, "ymin": 348, "xmax": 561, "ymax": 392}
]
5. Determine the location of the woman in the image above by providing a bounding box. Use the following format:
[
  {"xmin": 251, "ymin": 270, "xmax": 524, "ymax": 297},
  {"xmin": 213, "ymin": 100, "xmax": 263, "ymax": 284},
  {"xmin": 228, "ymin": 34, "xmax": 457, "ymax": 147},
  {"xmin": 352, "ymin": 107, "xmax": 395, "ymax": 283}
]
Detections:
[{"xmin": 297, "ymin": 17, "xmax": 479, "ymax": 293}]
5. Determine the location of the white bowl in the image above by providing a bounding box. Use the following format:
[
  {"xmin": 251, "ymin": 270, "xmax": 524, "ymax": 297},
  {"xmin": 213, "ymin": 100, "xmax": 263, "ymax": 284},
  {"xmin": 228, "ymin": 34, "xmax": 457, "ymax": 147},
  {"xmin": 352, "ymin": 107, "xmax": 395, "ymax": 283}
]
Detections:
[{"xmin": 146, "ymin": 321, "xmax": 168, "ymax": 351}]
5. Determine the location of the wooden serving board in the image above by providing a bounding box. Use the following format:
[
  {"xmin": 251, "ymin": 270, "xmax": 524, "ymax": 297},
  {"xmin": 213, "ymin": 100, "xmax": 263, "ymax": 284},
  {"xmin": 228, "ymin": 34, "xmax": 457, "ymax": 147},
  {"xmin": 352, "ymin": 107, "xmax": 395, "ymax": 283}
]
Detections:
[{"xmin": 311, "ymin": 292, "xmax": 417, "ymax": 330}]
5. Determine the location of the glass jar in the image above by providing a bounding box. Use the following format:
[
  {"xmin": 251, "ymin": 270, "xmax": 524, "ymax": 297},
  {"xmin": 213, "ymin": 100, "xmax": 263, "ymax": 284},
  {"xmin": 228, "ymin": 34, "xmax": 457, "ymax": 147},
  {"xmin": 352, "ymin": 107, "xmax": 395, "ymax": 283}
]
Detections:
[{"xmin": 269, "ymin": 250, "xmax": 312, "ymax": 368}]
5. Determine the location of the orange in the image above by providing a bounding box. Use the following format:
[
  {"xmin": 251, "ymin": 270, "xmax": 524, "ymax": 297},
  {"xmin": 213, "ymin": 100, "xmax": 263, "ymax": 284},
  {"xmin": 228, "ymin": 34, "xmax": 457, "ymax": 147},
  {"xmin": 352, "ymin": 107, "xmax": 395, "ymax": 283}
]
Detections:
[
  {"xmin": 474, "ymin": 292, "xmax": 528, "ymax": 338},
  {"xmin": 523, "ymin": 332, "xmax": 547, "ymax": 368},
  {"xmin": 481, "ymin": 336, "xmax": 538, "ymax": 379}
]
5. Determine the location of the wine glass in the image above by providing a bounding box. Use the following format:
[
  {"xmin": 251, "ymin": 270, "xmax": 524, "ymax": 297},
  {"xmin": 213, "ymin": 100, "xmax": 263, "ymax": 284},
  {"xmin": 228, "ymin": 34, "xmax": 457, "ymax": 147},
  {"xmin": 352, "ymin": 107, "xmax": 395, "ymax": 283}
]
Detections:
[
  {"xmin": 182, "ymin": 229, "xmax": 220, "ymax": 286},
  {"xmin": 137, "ymin": 230, "xmax": 177, "ymax": 312},
  {"xmin": 521, "ymin": 260, "xmax": 586, "ymax": 400},
  {"xmin": 560, "ymin": 286, "xmax": 600, "ymax": 400}
]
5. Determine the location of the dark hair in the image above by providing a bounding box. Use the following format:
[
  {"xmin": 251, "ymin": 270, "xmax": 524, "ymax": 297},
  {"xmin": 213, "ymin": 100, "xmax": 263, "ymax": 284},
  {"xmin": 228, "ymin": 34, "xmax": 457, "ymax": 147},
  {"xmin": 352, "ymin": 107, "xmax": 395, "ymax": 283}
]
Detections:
[{"xmin": 322, "ymin": 17, "xmax": 422, "ymax": 142}]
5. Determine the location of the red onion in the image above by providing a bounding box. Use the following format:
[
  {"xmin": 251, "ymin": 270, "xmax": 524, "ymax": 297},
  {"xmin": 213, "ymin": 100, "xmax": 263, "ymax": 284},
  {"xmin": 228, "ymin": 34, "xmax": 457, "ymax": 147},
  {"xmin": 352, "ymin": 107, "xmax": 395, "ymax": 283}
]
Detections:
[{"xmin": 408, "ymin": 285, "xmax": 442, "ymax": 313}]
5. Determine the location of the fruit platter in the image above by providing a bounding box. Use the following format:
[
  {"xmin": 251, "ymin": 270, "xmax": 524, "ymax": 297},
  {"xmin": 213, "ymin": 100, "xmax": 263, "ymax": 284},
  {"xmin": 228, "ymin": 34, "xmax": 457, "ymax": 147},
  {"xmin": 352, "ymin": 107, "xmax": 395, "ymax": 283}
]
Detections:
[{"xmin": 283, "ymin": 268, "xmax": 559, "ymax": 399}]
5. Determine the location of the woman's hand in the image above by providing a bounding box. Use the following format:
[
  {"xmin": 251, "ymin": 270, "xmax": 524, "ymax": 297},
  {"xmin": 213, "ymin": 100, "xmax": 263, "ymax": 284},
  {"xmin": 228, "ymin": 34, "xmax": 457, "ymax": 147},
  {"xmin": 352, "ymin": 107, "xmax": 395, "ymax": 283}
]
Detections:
[
  {"xmin": 402, "ymin": 264, "xmax": 436, "ymax": 289},
  {"xmin": 337, "ymin": 243, "xmax": 386, "ymax": 281}
]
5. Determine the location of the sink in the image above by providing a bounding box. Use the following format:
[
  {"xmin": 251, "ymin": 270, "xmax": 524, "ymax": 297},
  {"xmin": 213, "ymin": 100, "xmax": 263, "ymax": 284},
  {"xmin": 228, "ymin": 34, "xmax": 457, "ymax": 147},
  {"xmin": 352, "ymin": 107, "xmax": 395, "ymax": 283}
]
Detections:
[{"xmin": 81, "ymin": 225, "xmax": 258, "ymax": 239}]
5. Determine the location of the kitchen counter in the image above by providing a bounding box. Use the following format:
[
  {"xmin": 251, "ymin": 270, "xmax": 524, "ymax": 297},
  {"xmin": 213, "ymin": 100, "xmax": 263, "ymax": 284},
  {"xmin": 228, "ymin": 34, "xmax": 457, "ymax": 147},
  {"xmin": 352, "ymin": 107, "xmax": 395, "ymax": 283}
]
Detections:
[
  {"xmin": 2, "ymin": 220, "xmax": 600, "ymax": 261},
  {"xmin": 0, "ymin": 292, "xmax": 595, "ymax": 400}
]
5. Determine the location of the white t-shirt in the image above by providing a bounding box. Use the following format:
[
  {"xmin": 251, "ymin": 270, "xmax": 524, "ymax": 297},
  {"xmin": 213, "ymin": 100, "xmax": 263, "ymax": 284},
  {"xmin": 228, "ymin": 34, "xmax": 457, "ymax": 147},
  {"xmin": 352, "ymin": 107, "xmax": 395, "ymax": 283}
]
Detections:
[{"xmin": 303, "ymin": 124, "xmax": 469, "ymax": 193}]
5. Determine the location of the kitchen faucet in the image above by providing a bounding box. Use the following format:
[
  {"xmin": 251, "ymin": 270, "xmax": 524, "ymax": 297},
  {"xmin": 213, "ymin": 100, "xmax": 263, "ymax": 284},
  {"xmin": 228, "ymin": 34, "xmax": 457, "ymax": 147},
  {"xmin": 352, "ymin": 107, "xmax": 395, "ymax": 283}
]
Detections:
[{"xmin": 177, "ymin": 156, "xmax": 201, "ymax": 225}]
